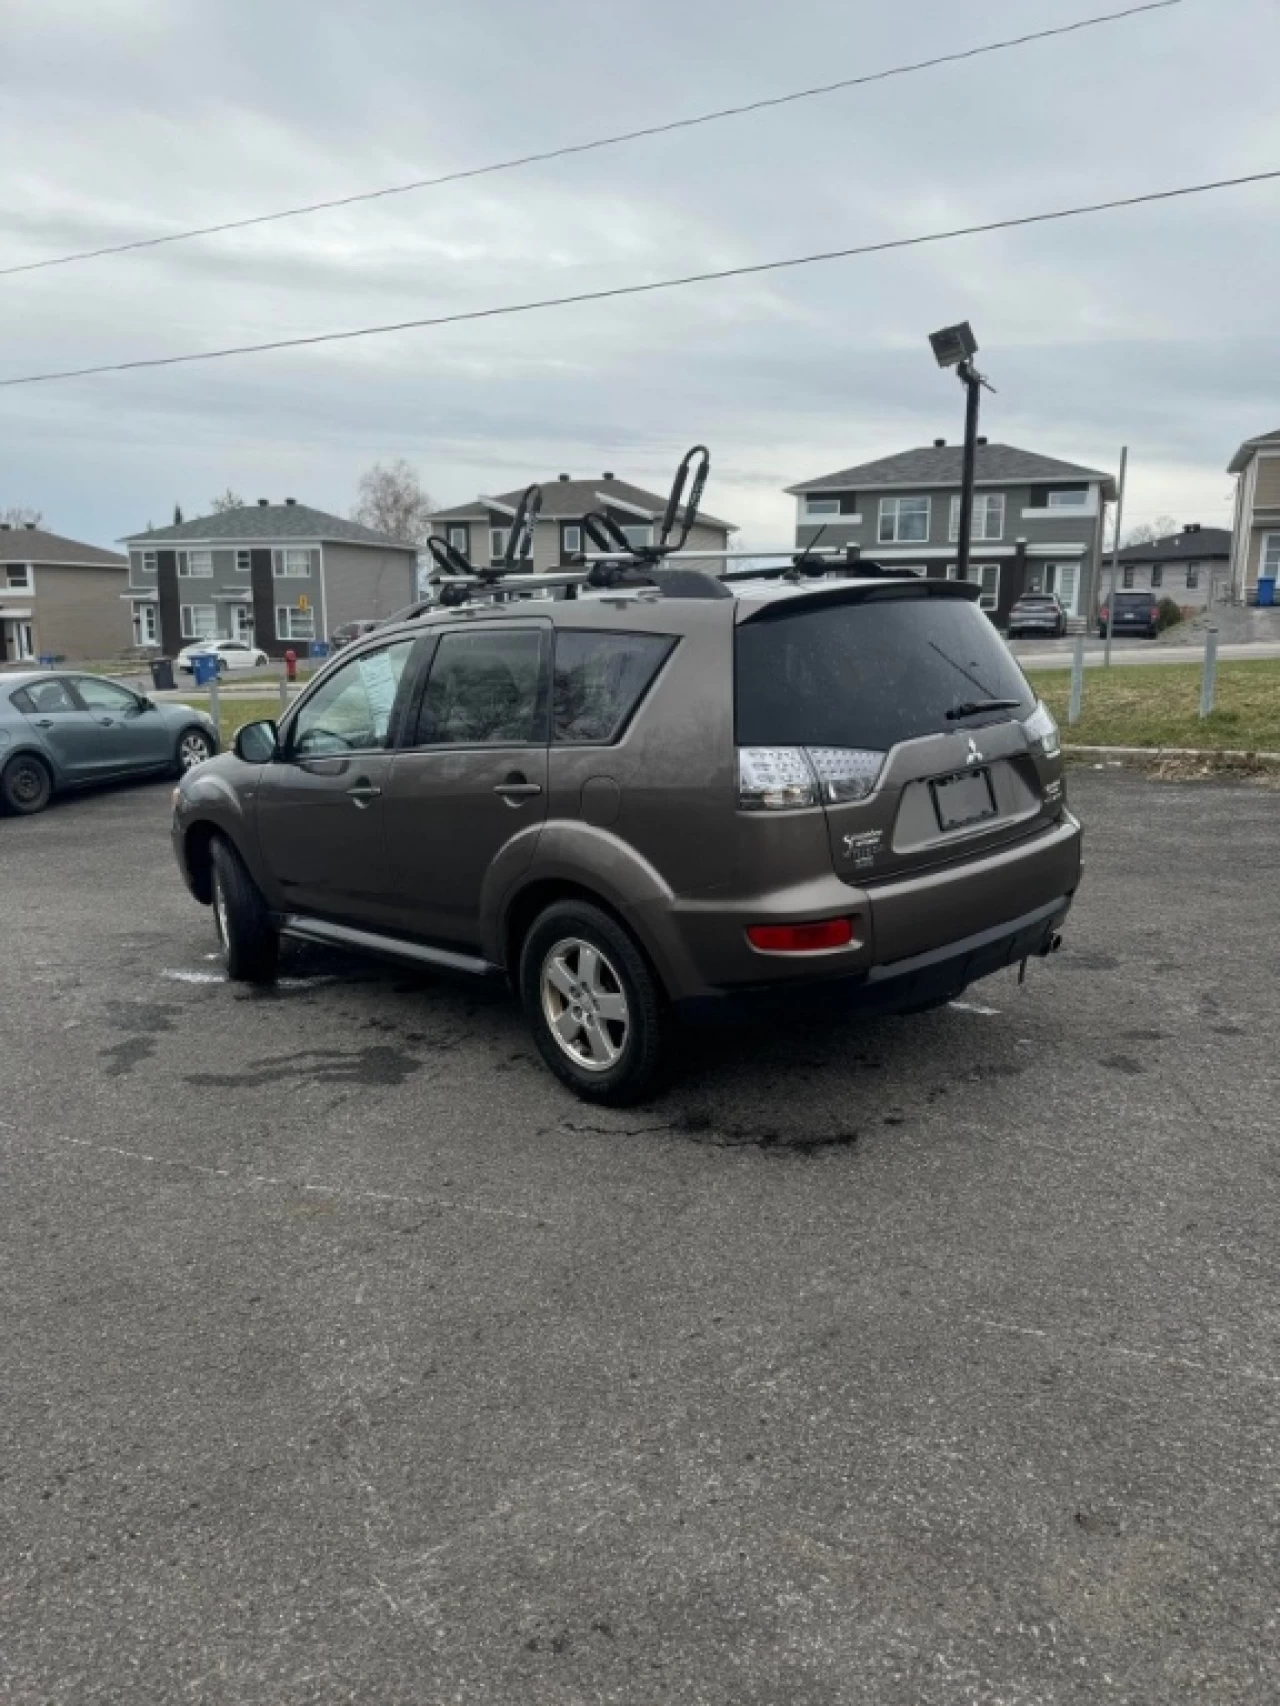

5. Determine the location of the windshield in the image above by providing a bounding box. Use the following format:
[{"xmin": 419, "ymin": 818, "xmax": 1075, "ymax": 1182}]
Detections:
[{"xmin": 735, "ymin": 593, "xmax": 1035, "ymax": 749}]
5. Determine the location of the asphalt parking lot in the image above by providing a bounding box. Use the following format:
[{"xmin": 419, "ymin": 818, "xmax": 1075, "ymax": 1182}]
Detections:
[{"xmin": 2, "ymin": 771, "xmax": 1278, "ymax": 1705}]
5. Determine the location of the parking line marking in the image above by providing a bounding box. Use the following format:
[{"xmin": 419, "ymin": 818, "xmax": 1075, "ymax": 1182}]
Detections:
[
  {"xmin": 161, "ymin": 968, "xmax": 225, "ymax": 984},
  {"xmin": 949, "ymin": 999, "xmax": 1002, "ymax": 1016},
  {"xmin": 0, "ymin": 1120, "xmax": 558, "ymax": 1227}
]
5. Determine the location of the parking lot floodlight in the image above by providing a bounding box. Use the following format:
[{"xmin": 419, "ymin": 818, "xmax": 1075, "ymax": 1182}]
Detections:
[{"xmin": 928, "ymin": 321, "xmax": 978, "ymax": 369}]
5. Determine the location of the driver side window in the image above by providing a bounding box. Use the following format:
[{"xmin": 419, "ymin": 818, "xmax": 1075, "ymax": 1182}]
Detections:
[{"xmin": 289, "ymin": 640, "xmax": 415, "ymax": 757}]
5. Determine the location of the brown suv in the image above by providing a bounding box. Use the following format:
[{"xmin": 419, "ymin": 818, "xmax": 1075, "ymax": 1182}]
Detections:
[{"xmin": 172, "ymin": 572, "xmax": 1080, "ymax": 1102}]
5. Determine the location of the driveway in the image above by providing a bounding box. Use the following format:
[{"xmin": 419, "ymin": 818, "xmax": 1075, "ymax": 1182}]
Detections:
[{"xmin": 1, "ymin": 772, "xmax": 1277, "ymax": 1704}]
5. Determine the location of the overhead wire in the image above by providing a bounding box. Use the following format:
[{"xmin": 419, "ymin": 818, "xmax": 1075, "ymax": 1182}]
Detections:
[
  {"xmin": 0, "ymin": 0, "xmax": 1183, "ymax": 278},
  {"xmin": 2, "ymin": 166, "xmax": 1275, "ymax": 390}
]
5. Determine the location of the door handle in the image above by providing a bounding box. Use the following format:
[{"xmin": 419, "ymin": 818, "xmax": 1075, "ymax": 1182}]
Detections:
[
  {"xmin": 96, "ymin": 717, "xmax": 115, "ymax": 726},
  {"xmin": 346, "ymin": 780, "xmax": 383, "ymax": 807},
  {"xmin": 35, "ymin": 718, "xmax": 55, "ymax": 728},
  {"xmin": 494, "ymin": 778, "xmax": 542, "ymax": 800}
]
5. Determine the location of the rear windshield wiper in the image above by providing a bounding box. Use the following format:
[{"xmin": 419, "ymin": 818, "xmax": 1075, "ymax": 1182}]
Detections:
[{"xmin": 945, "ymin": 698, "xmax": 1024, "ymax": 719}]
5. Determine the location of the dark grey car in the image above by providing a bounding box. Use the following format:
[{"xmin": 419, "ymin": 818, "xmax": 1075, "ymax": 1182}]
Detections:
[
  {"xmin": 172, "ymin": 571, "xmax": 1081, "ymax": 1103},
  {"xmin": 0, "ymin": 670, "xmax": 217, "ymax": 816}
]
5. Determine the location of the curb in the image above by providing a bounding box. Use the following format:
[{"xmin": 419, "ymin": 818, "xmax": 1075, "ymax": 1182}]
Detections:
[{"xmin": 1064, "ymin": 743, "xmax": 1280, "ymax": 764}]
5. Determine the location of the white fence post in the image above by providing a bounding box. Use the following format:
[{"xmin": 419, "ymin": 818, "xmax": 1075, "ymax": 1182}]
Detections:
[{"xmin": 1199, "ymin": 627, "xmax": 1219, "ymax": 720}]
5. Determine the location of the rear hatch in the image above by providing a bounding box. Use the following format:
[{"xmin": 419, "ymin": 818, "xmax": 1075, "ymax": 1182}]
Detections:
[{"xmin": 735, "ymin": 583, "xmax": 1066, "ymax": 947}]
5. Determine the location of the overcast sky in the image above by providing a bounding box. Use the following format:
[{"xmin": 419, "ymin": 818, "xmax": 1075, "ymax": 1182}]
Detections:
[{"xmin": 3, "ymin": 0, "xmax": 1277, "ymax": 549}]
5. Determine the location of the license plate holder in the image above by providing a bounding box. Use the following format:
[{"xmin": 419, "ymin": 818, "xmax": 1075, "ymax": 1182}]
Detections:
[{"xmin": 931, "ymin": 767, "xmax": 997, "ymax": 831}]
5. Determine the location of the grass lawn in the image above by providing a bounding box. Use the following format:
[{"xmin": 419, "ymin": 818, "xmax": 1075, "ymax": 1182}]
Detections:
[
  {"xmin": 1027, "ymin": 659, "xmax": 1280, "ymax": 752},
  {"xmin": 212, "ymin": 696, "xmax": 284, "ymax": 749}
]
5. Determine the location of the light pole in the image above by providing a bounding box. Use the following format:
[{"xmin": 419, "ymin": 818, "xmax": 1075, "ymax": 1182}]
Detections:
[{"xmin": 929, "ymin": 322, "xmax": 994, "ymax": 585}]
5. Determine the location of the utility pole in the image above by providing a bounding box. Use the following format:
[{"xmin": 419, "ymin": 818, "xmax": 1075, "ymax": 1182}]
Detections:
[{"xmin": 1103, "ymin": 445, "xmax": 1128, "ymax": 668}]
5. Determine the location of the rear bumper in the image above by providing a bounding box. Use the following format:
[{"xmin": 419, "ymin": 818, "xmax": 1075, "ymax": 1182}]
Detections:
[{"xmin": 673, "ymin": 895, "xmax": 1071, "ymax": 1025}]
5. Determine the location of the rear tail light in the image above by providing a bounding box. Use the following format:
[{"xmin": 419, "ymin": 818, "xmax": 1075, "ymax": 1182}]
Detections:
[
  {"xmin": 1151, "ymin": 607, "xmax": 1160, "ymax": 621},
  {"xmin": 747, "ymin": 917, "xmax": 855, "ymax": 953},
  {"xmin": 1021, "ymin": 700, "xmax": 1061, "ymax": 758},
  {"xmin": 737, "ymin": 746, "xmax": 886, "ymax": 810}
]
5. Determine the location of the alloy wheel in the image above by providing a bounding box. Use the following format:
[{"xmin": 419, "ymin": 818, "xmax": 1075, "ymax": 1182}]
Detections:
[
  {"xmin": 540, "ymin": 937, "xmax": 630, "ymax": 1072},
  {"xmin": 180, "ymin": 733, "xmax": 212, "ymax": 770}
]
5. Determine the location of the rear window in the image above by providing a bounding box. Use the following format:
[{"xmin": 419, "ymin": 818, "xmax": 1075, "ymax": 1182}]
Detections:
[
  {"xmin": 1017, "ymin": 596, "xmax": 1057, "ymax": 606},
  {"xmin": 735, "ymin": 593, "xmax": 1035, "ymax": 749},
  {"xmin": 1114, "ymin": 592, "xmax": 1152, "ymax": 607}
]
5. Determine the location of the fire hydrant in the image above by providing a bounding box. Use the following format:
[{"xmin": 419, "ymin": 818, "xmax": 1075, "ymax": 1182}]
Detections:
[{"xmin": 284, "ymin": 648, "xmax": 298, "ymax": 682}]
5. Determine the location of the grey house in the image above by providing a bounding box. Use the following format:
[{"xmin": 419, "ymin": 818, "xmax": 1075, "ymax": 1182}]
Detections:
[
  {"xmin": 0, "ymin": 525, "xmax": 129, "ymax": 663},
  {"xmin": 120, "ymin": 501, "xmax": 418, "ymax": 658},
  {"xmin": 1111, "ymin": 525, "xmax": 1232, "ymax": 610},
  {"xmin": 427, "ymin": 471, "xmax": 736, "ymax": 574},
  {"xmin": 788, "ymin": 440, "xmax": 1116, "ymax": 626},
  {"xmin": 1227, "ymin": 428, "xmax": 1280, "ymax": 602}
]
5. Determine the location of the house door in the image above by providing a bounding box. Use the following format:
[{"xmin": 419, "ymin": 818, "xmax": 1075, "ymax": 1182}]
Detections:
[
  {"xmin": 3, "ymin": 619, "xmax": 35, "ymax": 661},
  {"xmin": 132, "ymin": 603, "xmax": 158, "ymax": 646},
  {"xmin": 231, "ymin": 605, "xmax": 254, "ymax": 642},
  {"xmin": 1028, "ymin": 563, "xmax": 1079, "ymax": 615}
]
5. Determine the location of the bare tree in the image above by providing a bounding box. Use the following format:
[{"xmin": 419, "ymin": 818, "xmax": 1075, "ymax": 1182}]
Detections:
[
  {"xmin": 1, "ymin": 505, "xmax": 43, "ymax": 528},
  {"xmin": 1123, "ymin": 514, "xmax": 1179, "ymax": 546},
  {"xmin": 351, "ymin": 460, "xmax": 434, "ymax": 545},
  {"xmin": 210, "ymin": 488, "xmax": 246, "ymax": 513}
]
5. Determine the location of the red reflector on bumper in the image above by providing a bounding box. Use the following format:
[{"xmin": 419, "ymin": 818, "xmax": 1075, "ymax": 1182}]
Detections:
[{"xmin": 747, "ymin": 918, "xmax": 854, "ymax": 953}]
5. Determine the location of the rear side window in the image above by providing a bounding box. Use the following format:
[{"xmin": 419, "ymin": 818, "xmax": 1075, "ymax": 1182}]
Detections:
[
  {"xmin": 13, "ymin": 680, "xmax": 76, "ymax": 715},
  {"xmin": 552, "ymin": 630, "xmax": 675, "ymax": 744},
  {"xmin": 416, "ymin": 629, "xmax": 547, "ymax": 746},
  {"xmin": 736, "ymin": 593, "xmax": 1035, "ymax": 750}
]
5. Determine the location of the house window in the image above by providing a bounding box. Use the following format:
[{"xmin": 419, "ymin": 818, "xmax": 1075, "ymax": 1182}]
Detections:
[
  {"xmin": 276, "ymin": 604, "xmax": 316, "ymax": 641},
  {"xmin": 621, "ymin": 524, "xmax": 652, "ymax": 550},
  {"xmin": 561, "ymin": 524, "xmax": 582, "ymax": 560},
  {"xmin": 1047, "ymin": 488, "xmax": 1089, "ymax": 507},
  {"xmin": 140, "ymin": 551, "xmax": 157, "ymax": 574},
  {"xmin": 1122, "ymin": 566, "xmax": 1135, "ymax": 589},
  {"xmin": 1151, "ymin": 564, "xmax": 1164, "ymax": 589},
  {"xmin": 948, "ymin": 493, "xmax": 1004, "ymax": 542},
  {"xmin": 235, "ymin": 549, "xmax": 251, "ymax": 573},
  {"xmin": 4, "ymin": 563, "xmax": 33, "ymax": 591},
  {"xmin": 805, "ymin": 497, "xmax": 841, "ymax": 517},
  {"xmin": 273, "ymin": 548, "xmax": 313, "ymax": 578},
  {"xmin": 878, "ymin": 496, "xmax": 930, "ymax": 543},
  {"xmin": 447, "ymin": 525, "xmax": 469, "ymax": 556},
  {"xmin": 1262, "ymin": 534, "xmax": 1280, "ymax": 576},
  {"xmin": 973, "ymin": 564, "xmax": 1001, "ymax": 611},
  {"xmin": 179, "ymin": 550, "xmax": 213, "ymax": 577},
  {"xmin": 132, "ymin": 602, "xmax": 158, "ymax": 646},
  {"xmin": 180, "ymin": 604, "xmax": 217, "ymax": 639},
  {"xmin": 490, "ymin": 527, "xmax": 509, "ymax": 564},
  {"xmin": 1185, "ymin": 562, "xmax": 1200, "ymax": 589}
]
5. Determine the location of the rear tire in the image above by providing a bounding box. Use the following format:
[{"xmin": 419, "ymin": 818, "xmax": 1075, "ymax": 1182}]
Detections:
[
  {"xmin": 210, "ymin": 836, "xmax": 279, "ymax": 983},
  {"xmin": 519, "ymin": 900, "xmax": 669, "ymax": 1105},
  {"xmin": 1, "ymin": 752, "xmax": 53, "ymax": 816}
]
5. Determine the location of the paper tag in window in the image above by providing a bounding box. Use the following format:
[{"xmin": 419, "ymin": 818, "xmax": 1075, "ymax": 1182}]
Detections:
[{"xmin": 359, "ymin": 652, "xmax": 398, "ymax": 739}]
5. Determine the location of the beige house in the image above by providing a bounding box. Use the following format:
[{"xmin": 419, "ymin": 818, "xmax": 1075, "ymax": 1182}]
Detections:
[
  {"xmin": 0, "ymin": 525, "xmax": 129, "ymax": 664},
  {"xmin": 1228, "ymin": 429, "xmax": 1280, "ymax": 600},
  {"xmin": 427, "ymin": 471, "xmax": 736, "ymax": 574}
]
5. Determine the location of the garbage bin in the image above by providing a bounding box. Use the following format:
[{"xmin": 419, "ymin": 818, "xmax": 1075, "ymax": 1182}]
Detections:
[
  {"xmin": 308, "ymin": 640, "xmax": 331, "ymax": 661},
  {"xmin": 191, "ymin": 652, "xmax": 220, "ymax": 687},
  {"xmin": 1257, "ymin": 577, "xmax": 1276, "ymax": 608},
  {"xmin": 149, "ymin": 657, "xmax": 175, "ymax": 692}
]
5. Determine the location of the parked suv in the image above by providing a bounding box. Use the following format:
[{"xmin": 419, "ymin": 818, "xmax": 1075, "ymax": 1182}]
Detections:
[
  {"xmin": 1098, "ymin": 590, "xmax": 1160, "ymax": 638},
  {"xmin": 172, "ymin": 575, "xmax": 1081, "ymax": 1102},
  {"xmin": 1007, "ymin": 593, "xmax": 1067, "ymax": 639}
]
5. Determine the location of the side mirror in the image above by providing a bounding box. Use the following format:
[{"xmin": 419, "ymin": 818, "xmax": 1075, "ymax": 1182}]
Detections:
[
  {"xmin": 137, "ymin": 694, "xmax": 154, "ymax": 710},
  {"xmin": 234, "ymin": 719, "xmax": 280, "ymax": 762}
]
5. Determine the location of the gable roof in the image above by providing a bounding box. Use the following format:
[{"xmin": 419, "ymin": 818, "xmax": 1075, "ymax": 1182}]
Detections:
[
  {"xmin": 122, "ymin": 503, "xmax": 411, "ymax": 549},
  {"xmin": 788, "ymin": 442, "xmax": 1115, "ymax": 497},
  {"xmin": 0, "ymin": 526, "xmax": 126, "ymax": 569},
  {"xmin": 428, "ymin": 475, "xmax": 735, "ymax": 533},
  {"xmin": 1227, "ymin": 429, "xmax": 1280, "ymax": 474},
  {"xmin": 1117, "ymin": 526, "xmax": 1232, "ymax": 564}
]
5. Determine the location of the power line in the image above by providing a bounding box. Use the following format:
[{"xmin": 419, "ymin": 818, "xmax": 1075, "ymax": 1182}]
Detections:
[
  {"xmin": 3, "ymin": 166, "xmax": 1274, "ymax": 390},
  {"xmin": 0, "ymin": 0, "xmax": 1183, "ymax": 280}
]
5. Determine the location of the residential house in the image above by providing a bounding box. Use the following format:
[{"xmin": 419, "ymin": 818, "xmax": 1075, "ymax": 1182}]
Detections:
[
  {"xmin": 427, "ymin": 471, "xmax": 736, "ymax": 574},
  {"xmin": 788, "ymin": 440, "xmax": 1116, "ymax": 626},
  {"xmin": 0, "ymin": 524, "xmax": 129, "ymax": 663},
  {"xmin": 1227, "ymin": 429, "xmax": 1280, "ymax": 602},
  {"xmin": 121, "ymin": 501, "xmax": 418, "ymax": 658},
  {"xmin": 1109, "ymin": 525, "xmax": 1232, "ymax": 610}
]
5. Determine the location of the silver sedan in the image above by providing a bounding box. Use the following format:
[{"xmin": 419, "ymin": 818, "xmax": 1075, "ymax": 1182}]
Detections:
[{"xmin": 0, "ymin": 670, "xmax": 218, "ymax": 816}]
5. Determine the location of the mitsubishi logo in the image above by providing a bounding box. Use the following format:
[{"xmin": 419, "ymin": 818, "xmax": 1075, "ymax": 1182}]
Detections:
[{"xmin": 965, "ymin": 736, "xmax": 984, "ymax": 766}]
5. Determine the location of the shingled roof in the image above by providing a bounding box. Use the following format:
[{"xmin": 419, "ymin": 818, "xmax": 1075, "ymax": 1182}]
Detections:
[
  {"xmin": 122, "ymin": 503, "xmax": 410, "ymax": 549},
  {"xmin": 1117, "ymin": 526, "xmax": 1232, "ymax": 564},
  {"xmin": 788, "ymin": 442, "xmax": 1115, "ymax": 497},
  {"xmin": 1227, "ymin": 429, "xmax": 1280, "ymax": 474},
  {"xmin": 429, "ymin": 474, "xmax": 735, "ymax": 533},
  {"xmin": 0, "ymin": 526, "xmax": 126, "ymax": 569}
]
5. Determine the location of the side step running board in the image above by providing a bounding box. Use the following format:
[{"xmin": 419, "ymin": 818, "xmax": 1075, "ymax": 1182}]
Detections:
[{"xmin": 280, "ymin": 915, "xmax": 497, "ymax": 979}]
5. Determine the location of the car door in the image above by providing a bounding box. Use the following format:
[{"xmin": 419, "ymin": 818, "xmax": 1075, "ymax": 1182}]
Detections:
[
  {"xmin": 254, "ymin": 636, "xmax": 419, "ymax": 927},
  {"xmin": 8, "ymin": 678, "xmax": 104, "ymax": 779},
  {"xmin": 382, "ymin": 624, "xmax": 551, "ymax": 950},
  {"xmin": 70, "ymin": 675, "xmax": 172, "ymax": 773}
]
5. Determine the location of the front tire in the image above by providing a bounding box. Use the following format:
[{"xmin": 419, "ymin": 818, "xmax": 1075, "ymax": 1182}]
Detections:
[
  {"xmin": 210, "ymin": 836, "xmax": 279, "ymax": 983},
  {"xmin": 519, "ymin": 900, "xmax": 669, "ymax": 1105},
  {"xmin": 1, "ymin": 752, "xmax": 53, "ymax": 815},
  {"xmin": 175, "ymin": 726, "xmax": 216, "ymax": 775}
]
